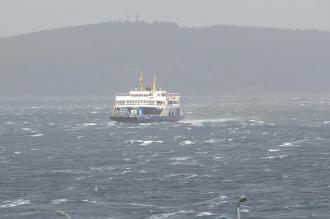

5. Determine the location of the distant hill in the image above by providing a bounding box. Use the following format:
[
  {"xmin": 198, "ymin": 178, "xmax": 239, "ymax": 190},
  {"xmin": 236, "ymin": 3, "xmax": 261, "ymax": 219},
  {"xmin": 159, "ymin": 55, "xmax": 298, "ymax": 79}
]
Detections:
[{"xmin": 1, "ymin": 21, "xmax": 330, "ymax": 97}]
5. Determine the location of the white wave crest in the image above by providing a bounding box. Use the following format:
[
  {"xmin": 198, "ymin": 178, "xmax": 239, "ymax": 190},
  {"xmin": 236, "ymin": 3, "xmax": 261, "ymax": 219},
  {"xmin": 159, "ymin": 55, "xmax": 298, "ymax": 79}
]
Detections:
[
  {"xmin": 51, "ymin": 199, "xmax": 68, "ymax": 204},
  {"xmin": 81, "ymin": 123, "xmax": 98, "ymax": 127},
  {"xmin": 179, "ymin": 140, "xmax": 196, "ymax": 145},
  {"xmin": 279, "ymin": 142, "xmax": 293, "ymax": 147},
  {"xmin": 170, "ymin": 157, "xmax": 192, "ymax": 161},
  {"xmin": 268, "ymin": 149, "xmax": 281, "ymax": 152},
  {"xmin": 1, "ymin": 199, "xmax": 30, "ymax": 208},
  {"xmin": 262, "ymin": 155, "xmax": 288, "ymax": 159},
  {"xmin": 30, "ymin": 133, "xmax": 44, "ymax": 137},
  {"xmin": 196, "ymin": 212, "xmax": 213, "ymax": 217},
  {"xmin": 181, "ymin": 118, "xmax": 237, "ymax": 125}
]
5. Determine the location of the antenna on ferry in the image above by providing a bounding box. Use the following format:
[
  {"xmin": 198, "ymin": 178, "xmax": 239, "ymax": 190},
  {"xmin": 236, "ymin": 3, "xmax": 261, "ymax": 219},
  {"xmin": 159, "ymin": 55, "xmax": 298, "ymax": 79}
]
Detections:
[
  {"xmin": 139, "ymin": 72, "xmax": 144, "ymax": 91},
  {"xmin": 152, "ymin": 74, "xmax": 157, "ymax": 91}
]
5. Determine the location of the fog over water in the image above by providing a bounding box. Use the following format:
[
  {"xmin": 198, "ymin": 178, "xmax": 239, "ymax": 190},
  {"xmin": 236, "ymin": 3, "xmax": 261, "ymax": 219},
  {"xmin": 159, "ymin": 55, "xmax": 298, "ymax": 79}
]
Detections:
[
  {"xmin": 2, "ymin": 0, "xmax": 330, "ymax": 37},
  {"xmin": 1, "ymin": 21, "xmax": 330, "ymax": 97},
  {"xmin": 1, "ymin": 2, "xmax": 330, "ymax": 218}
]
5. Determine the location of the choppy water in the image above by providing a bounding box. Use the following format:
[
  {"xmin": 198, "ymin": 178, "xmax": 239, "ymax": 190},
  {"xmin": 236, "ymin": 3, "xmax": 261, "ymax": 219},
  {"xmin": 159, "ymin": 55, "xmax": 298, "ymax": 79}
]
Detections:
[{"xmin": 0, "ymin": 96, "xmax": 329, "ymax": 219}]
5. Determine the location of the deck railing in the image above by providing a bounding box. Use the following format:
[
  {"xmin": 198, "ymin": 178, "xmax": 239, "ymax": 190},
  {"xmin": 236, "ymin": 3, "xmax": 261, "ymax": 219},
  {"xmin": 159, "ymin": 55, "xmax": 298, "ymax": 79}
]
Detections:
[{"xmin": 115, "ymin": 93, "xmax": 130, "ymax": 96}]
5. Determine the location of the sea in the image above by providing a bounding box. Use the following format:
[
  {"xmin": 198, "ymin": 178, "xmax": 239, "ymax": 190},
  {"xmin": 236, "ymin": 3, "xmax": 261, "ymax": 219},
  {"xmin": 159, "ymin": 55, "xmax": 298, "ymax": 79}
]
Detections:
[{"xmin": 0, "ymin": 96, "xmax": 329, "ymax": 219}]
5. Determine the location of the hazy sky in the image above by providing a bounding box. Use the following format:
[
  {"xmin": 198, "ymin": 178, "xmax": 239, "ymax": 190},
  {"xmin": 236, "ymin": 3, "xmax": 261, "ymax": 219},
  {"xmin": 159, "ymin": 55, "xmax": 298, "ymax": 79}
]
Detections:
[{"xmin": 1, "ymin": 0, "xmax": 330, "ymax": 37}]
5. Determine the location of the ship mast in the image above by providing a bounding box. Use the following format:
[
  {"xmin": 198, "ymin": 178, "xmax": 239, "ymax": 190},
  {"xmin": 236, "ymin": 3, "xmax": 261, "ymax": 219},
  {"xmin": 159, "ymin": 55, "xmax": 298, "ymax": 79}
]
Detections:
[
  {"xmin": 152, "ymin": 74, "xmax": 157, "ymax": 92},
  {"xmin": 139, "ymin": 72, "xmax": 145, "ymax": 91}
]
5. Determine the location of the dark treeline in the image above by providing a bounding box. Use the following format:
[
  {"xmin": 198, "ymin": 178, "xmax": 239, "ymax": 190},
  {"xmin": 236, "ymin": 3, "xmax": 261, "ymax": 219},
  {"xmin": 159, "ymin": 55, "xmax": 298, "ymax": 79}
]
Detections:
[{"xmin": 1, "ymin": 21, "xmax": 330, "ymax": 97}]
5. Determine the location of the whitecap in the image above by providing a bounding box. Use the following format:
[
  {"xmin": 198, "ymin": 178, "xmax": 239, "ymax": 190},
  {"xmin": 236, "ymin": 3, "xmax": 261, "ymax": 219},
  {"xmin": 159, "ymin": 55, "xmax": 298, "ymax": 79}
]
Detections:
[
  {"xmin": 140, "ymin": 140, "xmax": 154, "ymax": 146},
  {"xmin": 240, "ymin": 208, "xmax": 250, "ymax": 213},
  {"xmin": 13, "ymin": 152, "xmax": 20, "ymax": 155},
  {"xmin": 1, "ymin": 199, "xmax": 30, "ymax": 208},
  {"xmin": 22, "ymin": 128, "xmax": 32, "ymax": 131},
  {"xmin": 30, "ymin": 133, "xmax": 44, "ymax": 137},
  {"xmin": 179, "ymin": 140, "xmax": 196, "ymax": 145},
  {"xmin": 205, "ymin": 139, "xmax": 218, "ymax": 143},
  {"xmin": 150, "ymin": 213, "xmax": 177, "ymax": 219},
  {"xmin": 121, "ymin": 170, "xmax": 131, "ymax": 175},
  {"xmin": 128, "ymin": 202, "xmax": 156, "ymax": 208},
  {"xmin": 174, "ymin": 135, "xmax": 184, "ymax": 139},
  {"xmin": 129, "ymin": 140, "xmax": 163, "ymax": 146},
  {"xmin": 139, "ymin": 123, "xmax": 151, "ymax": 126},
  {"xmin": 51, "ymin": 199, "xmax": 68, "ymax": 204},
  {"xmin": 150, "ymin": 211, "xmax": 193, "ymax": 219},
  {"xmin": 81, "ymin": 123, "xmax": 98, "ymax": 127},
  {"xmin": 268, "ymin": 149, "xmax": 281, "ymax": 152},
  {"xmin": 89, "ymin": 166, "xmax": 115, "ymax": 172},
  {"xmin": 170, "ymin": 157, "xmax": 192, "ymax": 161},
  {"xmin": 262, "ymin": 155, "xmax": 288, "ymax": 159},
  {"xmin": 181, "ymin": 118, "xmax": 236, "ymax": 125},
  {"xmin": 82, "ymin": 200, "xmax": 100, "ymax": 204},
  {"xmin": 279, "ymin": 142, "xmax": 293, "ymax": 147},
  {"xmin": 196, "ymin": 212, "xmax": 213, "ymax": 217}
]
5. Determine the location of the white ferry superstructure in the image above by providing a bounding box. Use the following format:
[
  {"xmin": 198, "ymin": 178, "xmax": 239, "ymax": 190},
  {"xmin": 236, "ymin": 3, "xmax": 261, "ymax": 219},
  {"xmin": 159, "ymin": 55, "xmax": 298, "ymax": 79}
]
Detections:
[{"xmin": 110, "ymin": 73, "xmax": 183, "ymax": 123}]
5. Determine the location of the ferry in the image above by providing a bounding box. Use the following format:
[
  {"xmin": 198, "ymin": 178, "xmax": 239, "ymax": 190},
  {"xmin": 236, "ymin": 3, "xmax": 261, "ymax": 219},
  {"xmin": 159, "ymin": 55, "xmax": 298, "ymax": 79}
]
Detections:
[{"xmin": 110, "ymin": 73, "xmax": 183, "ymax": 123}]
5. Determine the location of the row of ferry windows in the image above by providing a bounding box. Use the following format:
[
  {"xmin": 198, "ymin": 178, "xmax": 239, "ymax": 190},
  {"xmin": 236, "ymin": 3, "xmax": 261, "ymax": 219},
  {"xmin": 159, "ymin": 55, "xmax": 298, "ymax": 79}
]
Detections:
[
  {"xmin": 127, "ymin": 100, "xmax": 165, "ymax": 104},
  {"xmin": 131, "ymin": 94, "xmax": 166, "ymax": 97}
]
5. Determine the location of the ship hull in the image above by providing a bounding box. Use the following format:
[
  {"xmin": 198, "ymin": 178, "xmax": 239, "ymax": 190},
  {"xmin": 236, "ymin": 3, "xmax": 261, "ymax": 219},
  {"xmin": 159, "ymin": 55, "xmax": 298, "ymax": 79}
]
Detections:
[{"xmin": 110, "ymin": 115, "xmax": 183, "ymax": 123}]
